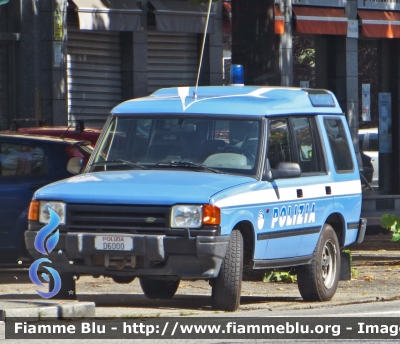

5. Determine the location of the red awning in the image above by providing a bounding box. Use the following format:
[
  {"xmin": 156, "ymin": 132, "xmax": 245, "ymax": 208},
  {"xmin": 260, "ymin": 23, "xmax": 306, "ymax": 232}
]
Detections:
[
  {"xmin": 293, "ymin": 6, "xmax": 348, "ymax": 35},
  {"xmin": 358, "ymin": 10, "xmax": 400, "ymax": 38},
  {"xmin": 274, "ymin": 5, "xmax": 285, "ymax": 35},
  {"xmin": 222, "ymin": 2, "xmax": 284, "ymax": 35},
  {"xmin": 222, "ymin": 1, "xmax": 232, "ymax": 34}
]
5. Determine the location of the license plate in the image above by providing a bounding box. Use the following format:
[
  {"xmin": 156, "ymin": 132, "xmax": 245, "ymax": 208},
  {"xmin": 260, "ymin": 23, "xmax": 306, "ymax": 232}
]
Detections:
[{"xmin": 94, "ymin": 236, "xmax": 133, "ymax": 251}]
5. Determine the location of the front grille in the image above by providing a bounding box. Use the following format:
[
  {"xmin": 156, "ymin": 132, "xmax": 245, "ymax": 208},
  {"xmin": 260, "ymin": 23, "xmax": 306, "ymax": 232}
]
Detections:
[{"xmin": 64, "ymin": 204, "xmax": 170, "ymax": 234}]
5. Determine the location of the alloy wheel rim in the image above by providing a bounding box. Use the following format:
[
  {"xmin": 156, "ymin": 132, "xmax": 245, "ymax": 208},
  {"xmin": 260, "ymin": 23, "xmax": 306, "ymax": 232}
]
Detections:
[{"xmin": 321, "ymin": 239, "xmax": 336, "ymax": 288}]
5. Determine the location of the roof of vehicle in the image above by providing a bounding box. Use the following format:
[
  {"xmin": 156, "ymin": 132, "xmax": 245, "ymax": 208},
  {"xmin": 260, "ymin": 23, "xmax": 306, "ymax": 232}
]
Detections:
[
  {"xmin": 111, "ymin": 86, "xmax": 344, "ymax": 116},
  {"xmin": 0, "ymin": 132, "xmax": 91, "ymax": 145}
]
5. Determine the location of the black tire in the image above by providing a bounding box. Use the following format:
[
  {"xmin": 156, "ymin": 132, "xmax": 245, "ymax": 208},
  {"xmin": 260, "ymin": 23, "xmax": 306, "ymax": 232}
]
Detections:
[
  {"xmin": 211, "ymin": 229, "xmax": 243, "ymax": 311},
  {"xmin": 139, "ymin": 278, "xmax": 180, "ymax": 299},
  {"xmin": 297, "ymin": 224, "xmax": 340, "ymax": 301},
  {"xmin": 112, "ymin": 276, "xmax": 136, "ymax": 284}
]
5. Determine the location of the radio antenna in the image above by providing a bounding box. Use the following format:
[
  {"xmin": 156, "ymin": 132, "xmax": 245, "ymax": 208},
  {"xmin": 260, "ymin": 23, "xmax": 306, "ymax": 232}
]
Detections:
[
  {"xmin": 60, "ymin": 108, "xmax": 84, "ymax": 139},
  {"xmin": 194, "ymin": 0, "xmax": 213, "ymax": 100}
]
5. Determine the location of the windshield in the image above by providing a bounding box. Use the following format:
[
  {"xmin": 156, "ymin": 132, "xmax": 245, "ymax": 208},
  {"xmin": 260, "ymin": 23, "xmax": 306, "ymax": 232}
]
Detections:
[{"xmin": 89, "ymin": 117, "xmax": 260, "ymax": 176}]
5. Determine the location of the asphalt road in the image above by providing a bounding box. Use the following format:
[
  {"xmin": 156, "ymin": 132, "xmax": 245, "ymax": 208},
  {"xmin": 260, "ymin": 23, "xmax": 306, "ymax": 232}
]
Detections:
[{"xmin": 1, "ymin": 250, "xmax": 400, "ymax": 343}]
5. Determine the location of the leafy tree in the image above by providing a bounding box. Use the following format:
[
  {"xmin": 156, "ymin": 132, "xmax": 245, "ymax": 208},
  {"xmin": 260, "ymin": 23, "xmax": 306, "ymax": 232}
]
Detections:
[
  {"xmin": 381, "ymin": 214, "xmax": 400, "ymax": 242},
  {"xmin": 293, "ymin": 36, "xmax": 315, "ymax": 88}
]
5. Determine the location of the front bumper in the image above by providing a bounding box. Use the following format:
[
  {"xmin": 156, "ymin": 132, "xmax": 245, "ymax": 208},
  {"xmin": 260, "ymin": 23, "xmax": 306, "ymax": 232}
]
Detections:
[{"xmin": 25, "ymin": 231, "xmax": 230, "ymax": 279}]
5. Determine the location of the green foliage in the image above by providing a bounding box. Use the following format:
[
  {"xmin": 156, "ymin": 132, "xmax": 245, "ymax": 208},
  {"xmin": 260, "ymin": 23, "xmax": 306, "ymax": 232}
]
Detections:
[
  {"xmin": 351, "ymin": 267, "xmax": 359, "ymax": 278},
  {"xmin": 380, "ymin": 214, "xmax": 400, "ymax": 242},
  {"xmin": 344, "ymin": 249, "xmax": 353, "ymax": 262},
  {"xmin": 297, "ymin": 48, "xmax": 315, "ymax": 67},
  {"xmin": 263, "ymin": 269, "xmax": 297, "ymax": 283}
]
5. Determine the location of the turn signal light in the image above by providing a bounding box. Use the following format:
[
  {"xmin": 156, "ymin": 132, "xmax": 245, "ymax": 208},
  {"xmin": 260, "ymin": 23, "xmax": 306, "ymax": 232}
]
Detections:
[
  {"xmin": 202, "ymin": 204, "xmax": 220, "ymax": 225},
  {"xmin": 28, "ymin": 201, "xmax": 39, "ymax": 221}
]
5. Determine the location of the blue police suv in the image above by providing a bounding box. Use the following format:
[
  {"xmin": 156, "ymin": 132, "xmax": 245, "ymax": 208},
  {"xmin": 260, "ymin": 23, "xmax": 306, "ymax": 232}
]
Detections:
[{"xmin": 25, "ymin": 86, "xmax": 366, "ymax": 310}]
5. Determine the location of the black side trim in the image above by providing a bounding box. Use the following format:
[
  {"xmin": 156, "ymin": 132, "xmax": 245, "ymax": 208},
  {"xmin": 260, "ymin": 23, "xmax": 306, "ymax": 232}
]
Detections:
[
  {"xmin": 347, "ymin": 222, "xmax": 359, "ymax": 230},
  {"xmin": 257, "ymin": 233, "xmax": 270, "ymax": 241},
  {"xmin": 257, "ymin": 226, "xmax": 320, "ymax": 241},
  {"xmin": 269, "ymin": 229, "xmax": 302, "ymax": 239},
  {"xmin": 250, "ymin": 255, "xmax": 313, "ymax": 269},
  {"xmin": 303, "ymin": 226, "xmax": 321, "ymax": 235}
]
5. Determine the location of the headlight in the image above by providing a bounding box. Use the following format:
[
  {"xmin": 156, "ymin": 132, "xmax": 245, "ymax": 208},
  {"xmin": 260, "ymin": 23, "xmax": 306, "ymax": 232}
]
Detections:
[
  {"xmin": 170, "ymin": 204, "xmax": 220, "ymax": 228},
  {"xmin": 171, "ymin": 205, "xmax": 202, "ymax": 228},
  {"xmin": 39, "ymin": 201, "xmax": 66, "ymax": 225}
]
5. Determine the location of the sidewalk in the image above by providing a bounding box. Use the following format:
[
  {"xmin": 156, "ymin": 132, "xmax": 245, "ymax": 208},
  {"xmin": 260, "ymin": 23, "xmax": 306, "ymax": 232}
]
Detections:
[
  {"xmin": 0, "ymin": 299, "xmax": 95, "ymax": 321},
  {"xmin": 352, "ymin": 249, "xmax": 400, "ymax": 261}
]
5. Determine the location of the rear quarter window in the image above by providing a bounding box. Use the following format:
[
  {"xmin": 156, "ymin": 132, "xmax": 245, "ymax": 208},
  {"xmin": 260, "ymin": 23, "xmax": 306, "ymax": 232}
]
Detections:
[
  {"xmin": 323, "ymin": 118, "xmax": 354, "ymax": 173},
  {"xmin": 0, "ymin": 143, "xmax": 46, "ymax": 176}
]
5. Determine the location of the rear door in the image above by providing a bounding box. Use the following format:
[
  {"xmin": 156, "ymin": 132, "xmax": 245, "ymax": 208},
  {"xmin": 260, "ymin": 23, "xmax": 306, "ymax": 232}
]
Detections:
[{"xmin": 321, "ymin": 117, "xmax": 361, "ymax": 246}]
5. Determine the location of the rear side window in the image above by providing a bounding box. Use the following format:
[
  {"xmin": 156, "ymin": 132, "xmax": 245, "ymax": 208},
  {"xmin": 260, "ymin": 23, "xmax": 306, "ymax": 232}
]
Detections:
[
  {"xmin": 324, "ymin": 118, "xmax": 354, "ymax": 172},
  {"xmin": 0, "ymin": 143, "xmax": 46, "ymax": 176}
]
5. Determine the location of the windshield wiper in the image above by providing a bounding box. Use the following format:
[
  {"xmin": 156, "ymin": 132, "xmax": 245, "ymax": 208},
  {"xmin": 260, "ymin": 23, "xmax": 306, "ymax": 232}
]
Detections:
[
  {"xmin": 157, "ymin": 161, "xmax": 222, "ymax": 174},
  {"xmin": 92, "ymin": 159, "xmax": 148, "ymax": 170}
]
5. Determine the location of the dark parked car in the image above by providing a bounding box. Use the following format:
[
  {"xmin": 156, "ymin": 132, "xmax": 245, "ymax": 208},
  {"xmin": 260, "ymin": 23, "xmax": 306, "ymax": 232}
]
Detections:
[{"xmin": 0, "ymin": 133, "xmax": 92, "ymax": 262}]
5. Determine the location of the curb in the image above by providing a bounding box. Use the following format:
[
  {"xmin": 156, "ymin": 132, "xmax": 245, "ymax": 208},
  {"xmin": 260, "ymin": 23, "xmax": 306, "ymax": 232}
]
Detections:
[
  {"xmin": 352, "ymin": 254, "xmax": 400, "ymax": 261},
  {"xmin": 0, "ymin": 301, "xmax": 95, "ymax": 321}
]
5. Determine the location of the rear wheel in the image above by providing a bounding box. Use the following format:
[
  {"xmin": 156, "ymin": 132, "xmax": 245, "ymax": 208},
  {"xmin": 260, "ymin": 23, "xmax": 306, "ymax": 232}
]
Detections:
[
  {"xmin": 139, "ymin": 278, "xmax": 180, "ymax": 299},
  {"xmin": 211, "ymin": 229, "xmax": 243, "ymax": 311},
  {"xmin": 297, "ymin": 224, "xmax": 340, "ymax": 301}
]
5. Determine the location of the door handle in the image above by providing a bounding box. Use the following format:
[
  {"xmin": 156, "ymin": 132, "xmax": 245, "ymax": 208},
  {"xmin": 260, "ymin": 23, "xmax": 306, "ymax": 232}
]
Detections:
[{"xmin": 297, "ymin": 189, "xmax": 303, "ymax": 198}]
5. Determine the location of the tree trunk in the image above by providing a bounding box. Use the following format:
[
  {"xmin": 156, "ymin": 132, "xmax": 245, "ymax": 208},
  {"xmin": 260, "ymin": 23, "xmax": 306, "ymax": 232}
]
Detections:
[{"xmin": 231, "ymin": 0, "xmax": 279, "ymax": 85}]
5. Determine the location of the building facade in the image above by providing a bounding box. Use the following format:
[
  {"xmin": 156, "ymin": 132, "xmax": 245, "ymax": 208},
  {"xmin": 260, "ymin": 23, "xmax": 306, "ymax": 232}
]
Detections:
[
  {"xmin": 2, "ymin": 0, "xmax": 400, "ymax": 193},
  {"xmin": 0, "ymin": 0, "xmax": 223, "ymax": 129}
]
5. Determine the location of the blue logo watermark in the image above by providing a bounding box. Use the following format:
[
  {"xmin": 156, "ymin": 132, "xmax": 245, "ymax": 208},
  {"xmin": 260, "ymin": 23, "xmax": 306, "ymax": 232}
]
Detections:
[{"xmin": 28, "ymin": 208, "xmax": 62, "ymax": 298}]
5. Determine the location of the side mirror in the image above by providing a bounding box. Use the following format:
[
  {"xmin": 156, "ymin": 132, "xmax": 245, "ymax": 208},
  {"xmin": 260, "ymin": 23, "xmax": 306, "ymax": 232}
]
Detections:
[
  {"xmin": 67, "ymin": 157, "xmax": 85, "ymax": 175},
  {"xmin": 272, "ymin": 162, "xmax": 302, "ymax": 179},
  {"xmin": 263, "ymin": 162, "xmax": 302, "ymax": 181}
]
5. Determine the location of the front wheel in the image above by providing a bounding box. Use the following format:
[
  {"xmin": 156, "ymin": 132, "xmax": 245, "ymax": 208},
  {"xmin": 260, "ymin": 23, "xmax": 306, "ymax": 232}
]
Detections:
[
  {"xmin": 211, "ymin": 229, "xmax": 243, "ymax": 311},
  {"xmin": 297, "ymin": 224, "xmax": 340, "ymax": 301},
  {"xmin": 139, "ymin": 278, "xmax": 180, "ymax": 299},
  {"xmin": 112, "ymin": 275, "xmax": 136, "ymax": 284}
]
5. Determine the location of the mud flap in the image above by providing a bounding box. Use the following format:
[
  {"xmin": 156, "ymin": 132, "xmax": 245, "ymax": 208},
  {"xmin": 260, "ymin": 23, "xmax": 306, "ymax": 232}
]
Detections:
[{"xmin": 340, "ymin": 251, "xmax": 351, "ymax": 280}]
